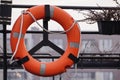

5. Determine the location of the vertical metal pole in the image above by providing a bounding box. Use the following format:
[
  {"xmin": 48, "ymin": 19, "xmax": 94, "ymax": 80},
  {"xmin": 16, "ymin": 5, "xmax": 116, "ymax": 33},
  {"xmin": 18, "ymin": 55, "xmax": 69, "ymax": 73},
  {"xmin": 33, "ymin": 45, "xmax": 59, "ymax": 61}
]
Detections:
[
  {"xmin": 43, "ymin": 5, "xmax": 50, "ymax": 43},
  {"xmin": 52, "ymin": 58, "xmax": 55, "ymax": 80},
  {"xmin": 43, "ymin": 19, "xmax": 48, "ymax": 43},
  {"xmin": 60, "ymin": 74, "xmax": 62, "ymax": 80},
  {"xmin": 3, "ymin": 24, "xmax": 7, "ymax": 80}
]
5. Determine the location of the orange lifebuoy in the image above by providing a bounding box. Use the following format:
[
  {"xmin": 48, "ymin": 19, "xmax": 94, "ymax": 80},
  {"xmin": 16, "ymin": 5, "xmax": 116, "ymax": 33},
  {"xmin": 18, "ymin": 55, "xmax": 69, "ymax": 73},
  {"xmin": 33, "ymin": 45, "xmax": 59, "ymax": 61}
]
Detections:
[{"xmin": 10, "ymin": 5, "xmax": 81, "ymax": 76}]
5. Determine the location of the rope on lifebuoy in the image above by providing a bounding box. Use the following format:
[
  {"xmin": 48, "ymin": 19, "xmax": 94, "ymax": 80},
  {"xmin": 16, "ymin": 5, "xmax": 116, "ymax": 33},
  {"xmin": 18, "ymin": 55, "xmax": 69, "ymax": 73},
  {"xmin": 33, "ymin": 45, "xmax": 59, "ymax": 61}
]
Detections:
[{"xmin": 10, "ymin": 8, "xmax": 82, "ymax": 64}]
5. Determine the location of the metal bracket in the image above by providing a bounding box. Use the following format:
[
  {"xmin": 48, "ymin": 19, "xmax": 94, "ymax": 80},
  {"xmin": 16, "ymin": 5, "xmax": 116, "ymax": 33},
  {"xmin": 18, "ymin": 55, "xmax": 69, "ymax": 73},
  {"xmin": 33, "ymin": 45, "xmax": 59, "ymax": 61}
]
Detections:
[{"xmin": 29, "ymin": 5, "xmax": 64, "ymax": 55}]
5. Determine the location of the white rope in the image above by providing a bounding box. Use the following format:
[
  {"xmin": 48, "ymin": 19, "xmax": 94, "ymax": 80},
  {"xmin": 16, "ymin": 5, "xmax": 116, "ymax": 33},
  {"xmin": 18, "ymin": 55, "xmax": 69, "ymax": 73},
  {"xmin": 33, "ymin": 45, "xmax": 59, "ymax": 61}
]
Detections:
[
  {"xmin": 24, "ymin": 10, "xmax": 82, "ymax": 34},
  {"xmin": 9, "ymin": 11, "xmax": 24, "ymax": 64},
  {"xmin": 9, "ymin": 10, "xmax": 27, "ymax": 73},
  {"xmin": 0, "ymin": 45, "xmax": 3, "ymax": 53},
  {"xmin": 64, "ymin": 23, "xmax": 81, "ymax": 79},
  {"xmin": 74, "ymin": 23, "xmax": 82, "ymax": 78}
]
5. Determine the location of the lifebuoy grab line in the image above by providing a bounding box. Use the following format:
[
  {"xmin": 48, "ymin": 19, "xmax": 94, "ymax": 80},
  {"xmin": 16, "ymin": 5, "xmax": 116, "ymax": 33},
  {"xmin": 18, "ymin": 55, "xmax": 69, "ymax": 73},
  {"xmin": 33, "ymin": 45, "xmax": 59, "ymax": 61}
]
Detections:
[{"xmin": 10, "ymin": 5, "xmax": 81, "ymax": 76}]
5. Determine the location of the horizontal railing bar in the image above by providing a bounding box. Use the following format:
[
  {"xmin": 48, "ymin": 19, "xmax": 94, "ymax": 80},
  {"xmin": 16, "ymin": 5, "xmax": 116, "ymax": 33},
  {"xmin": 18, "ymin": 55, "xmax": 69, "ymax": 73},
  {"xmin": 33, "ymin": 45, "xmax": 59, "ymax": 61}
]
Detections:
[
  {"xmin": 10, "ymin": 4, "xmax": 120, "ymax": 10},
  {"xmin": 1, "ymin": 53, "xmax": 120, "ymax": 55},
  {"xmin": 1, "ymin": 4, "xmax": 120, "ymax": 10},
  {"xmin": 0, "ymin": 54, "xmax": 119, "ymax": 59},
  {"xmin": 0, "ymin": 30, "xmax": 99, "ymax": 34}
]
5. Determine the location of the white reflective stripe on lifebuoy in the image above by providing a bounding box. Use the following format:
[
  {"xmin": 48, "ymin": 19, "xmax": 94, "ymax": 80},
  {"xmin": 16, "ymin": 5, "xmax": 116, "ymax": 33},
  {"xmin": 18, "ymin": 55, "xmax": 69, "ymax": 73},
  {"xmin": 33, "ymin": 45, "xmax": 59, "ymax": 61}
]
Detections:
[
  {"xmin": 40, "ymin": 63, "xmax": 46, "ymax": 75},
  {"xmin": 50, "ymin": 6, "xmax": 54, "ymax": 18},
  {"xmin": 13, "ymin": 32, "xmax": 24, "ymax": 38},
  {"xmin": 70, "ymin": 42, "xmax": 79, "ymax": 48}
]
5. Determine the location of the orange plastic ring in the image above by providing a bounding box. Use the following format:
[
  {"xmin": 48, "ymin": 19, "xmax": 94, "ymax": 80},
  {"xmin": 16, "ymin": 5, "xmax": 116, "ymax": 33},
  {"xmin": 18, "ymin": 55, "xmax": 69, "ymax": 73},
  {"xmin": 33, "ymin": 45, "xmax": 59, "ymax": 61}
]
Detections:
[{"xmin": 10, "ymin": 5, "xmax": 81, "ymax": 76}]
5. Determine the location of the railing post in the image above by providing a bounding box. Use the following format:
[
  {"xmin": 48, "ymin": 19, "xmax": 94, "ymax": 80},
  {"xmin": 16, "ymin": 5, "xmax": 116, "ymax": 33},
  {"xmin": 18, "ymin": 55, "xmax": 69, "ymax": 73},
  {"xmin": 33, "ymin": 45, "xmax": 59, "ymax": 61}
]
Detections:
[{"xmin": 3, "ymin": 24, "xmax": 7, "ymax": 80}]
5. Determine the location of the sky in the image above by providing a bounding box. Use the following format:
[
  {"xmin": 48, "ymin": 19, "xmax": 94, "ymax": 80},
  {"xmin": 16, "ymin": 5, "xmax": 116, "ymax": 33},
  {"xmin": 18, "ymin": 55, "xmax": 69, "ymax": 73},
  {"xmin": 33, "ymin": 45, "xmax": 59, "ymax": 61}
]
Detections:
[
  {"xmin": 7, "ymin": 0, "xmax": 120, "ymax": 31},
  {"xmin": 12, "ymin": 0, "xmax": 118, "ymax": 6}
]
